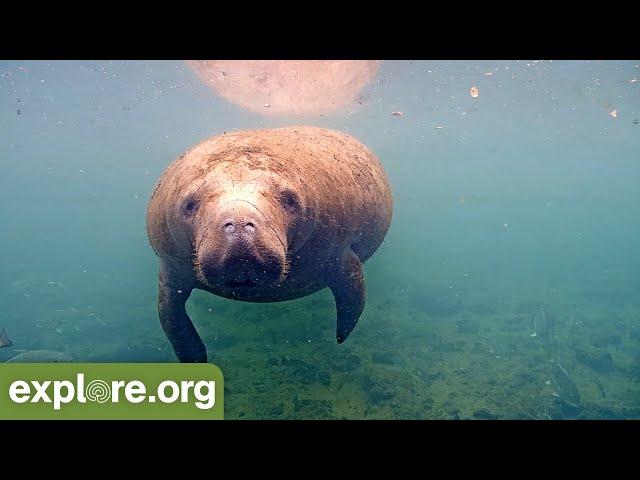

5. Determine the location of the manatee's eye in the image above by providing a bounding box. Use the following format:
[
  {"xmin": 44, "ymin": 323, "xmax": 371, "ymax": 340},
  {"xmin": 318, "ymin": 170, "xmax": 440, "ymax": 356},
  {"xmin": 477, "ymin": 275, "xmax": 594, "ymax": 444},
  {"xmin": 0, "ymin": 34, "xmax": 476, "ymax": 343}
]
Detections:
[
  {"xmin": 280, "ymin": 189, "xmax": 300, "ymax": 214},
  {"xmin": 181, "ymin": 196, "xmax": 199, "ymax": 217}
]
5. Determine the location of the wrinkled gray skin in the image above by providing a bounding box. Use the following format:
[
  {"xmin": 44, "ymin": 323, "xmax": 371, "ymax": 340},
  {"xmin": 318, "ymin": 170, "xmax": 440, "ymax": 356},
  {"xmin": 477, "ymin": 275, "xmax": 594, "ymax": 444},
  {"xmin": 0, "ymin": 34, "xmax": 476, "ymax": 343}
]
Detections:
[{"xmin": 147, "ymin": 126, "xmax": 393, "ymax": 363}]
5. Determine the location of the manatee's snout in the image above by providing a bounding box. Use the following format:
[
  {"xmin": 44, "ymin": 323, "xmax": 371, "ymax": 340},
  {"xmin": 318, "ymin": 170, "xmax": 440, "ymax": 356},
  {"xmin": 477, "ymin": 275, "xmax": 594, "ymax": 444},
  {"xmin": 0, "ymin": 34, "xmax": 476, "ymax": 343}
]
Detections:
[
  {"xmin": 220, "ymin": 213, "xmax": 260, "ymax": 242},
  {"xmin": 196, "ymin": 200, "xmax": 286, "ymax": 289}
]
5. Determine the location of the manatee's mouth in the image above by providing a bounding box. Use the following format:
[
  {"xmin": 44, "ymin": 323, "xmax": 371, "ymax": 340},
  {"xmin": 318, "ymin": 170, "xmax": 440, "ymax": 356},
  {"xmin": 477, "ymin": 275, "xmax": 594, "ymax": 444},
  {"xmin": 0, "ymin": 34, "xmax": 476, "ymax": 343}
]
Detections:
[{"xmin": 224, "ymin": 278, "xmax": 256, "ymax": 288}]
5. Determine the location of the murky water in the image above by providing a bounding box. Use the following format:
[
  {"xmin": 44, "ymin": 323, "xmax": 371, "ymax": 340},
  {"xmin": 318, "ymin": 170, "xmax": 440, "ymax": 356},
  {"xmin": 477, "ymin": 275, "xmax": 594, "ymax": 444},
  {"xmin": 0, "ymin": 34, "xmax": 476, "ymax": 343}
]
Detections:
[{"xmin": 1, "ymin": 60, "xmax": 639, "ymax": 419}]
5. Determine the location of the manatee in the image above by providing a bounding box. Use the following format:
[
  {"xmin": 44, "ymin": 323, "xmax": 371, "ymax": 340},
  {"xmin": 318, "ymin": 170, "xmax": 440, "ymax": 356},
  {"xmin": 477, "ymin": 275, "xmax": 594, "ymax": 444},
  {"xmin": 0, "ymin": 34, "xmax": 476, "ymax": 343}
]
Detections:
[
  {"xmin": 147, "ymin": 126, "xmax": 393, "ymax": 362},
  {"xmin": 186, "ymin": 60, "xmax": 380, "ymax": 117},
  {"xmin": 5, "ymin": 350, "xmax": 74, "ymax": 363}
]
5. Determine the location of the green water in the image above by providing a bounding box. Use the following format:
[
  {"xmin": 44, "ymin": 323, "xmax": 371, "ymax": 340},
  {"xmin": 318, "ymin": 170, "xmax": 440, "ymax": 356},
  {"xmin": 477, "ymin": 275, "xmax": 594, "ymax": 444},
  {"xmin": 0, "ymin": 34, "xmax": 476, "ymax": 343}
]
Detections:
[{"xmin": 1, "ymin": 60, "xmax": 639, "ymax": 419}]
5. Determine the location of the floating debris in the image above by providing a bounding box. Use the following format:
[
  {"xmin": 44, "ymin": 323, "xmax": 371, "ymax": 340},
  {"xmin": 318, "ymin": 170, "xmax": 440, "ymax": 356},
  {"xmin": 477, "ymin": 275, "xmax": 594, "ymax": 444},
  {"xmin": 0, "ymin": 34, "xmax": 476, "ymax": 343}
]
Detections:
[
  {"xmin": 609, "ymin": 108, "xmax": 618, "ymax": 118},
  {"xmin": 391, "ymin": 111, "xmax": 404, "ymax": 117},
  {"xmin": 470, "ymin": 86, "xmax": 480, "ymax": 98},
  {"xmin": 0, "ymin": 328, "xmax": 13, "ymax": 348}
]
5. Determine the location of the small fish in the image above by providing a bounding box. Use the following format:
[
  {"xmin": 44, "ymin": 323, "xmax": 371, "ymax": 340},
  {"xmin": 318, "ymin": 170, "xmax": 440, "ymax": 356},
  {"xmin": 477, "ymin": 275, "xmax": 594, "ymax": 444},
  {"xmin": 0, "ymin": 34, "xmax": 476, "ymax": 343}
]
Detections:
[
  {"xmin": 391, "ymin": 111, "xmax": 403, "ymax": 117},
  {"xmin": 16, "ymin": 109, "xmax": 21, "ymax": 115},
  {"xmin": 549, "ymin": 360, "xmax": 581, "ymax": 409},
  {"xmin": 470, "ymin": 86, "xmax": 480, "ymax": 98},
  {"xmin": 5, "ymin": 350, "xmax": 73, "ymax": 363},
  {"xmin": 632, "ymin": 119, "xmax": 639, "ymax": 125},
  {"xmin": 0, "ymin": 328, "xmax": 13, "ymax": 348}
]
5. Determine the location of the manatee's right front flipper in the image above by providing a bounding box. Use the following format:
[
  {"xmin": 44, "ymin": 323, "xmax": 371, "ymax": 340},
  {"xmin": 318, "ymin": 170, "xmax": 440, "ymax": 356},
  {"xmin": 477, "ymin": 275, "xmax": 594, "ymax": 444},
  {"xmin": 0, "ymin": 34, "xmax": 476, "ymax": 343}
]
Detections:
[
  {"xmin": 326, "ymin": 248, "xmax": 366, "ymax": 344},
  {"xmin": 158, "ymin": 261, "xmax": 207, "ymax": 363}
]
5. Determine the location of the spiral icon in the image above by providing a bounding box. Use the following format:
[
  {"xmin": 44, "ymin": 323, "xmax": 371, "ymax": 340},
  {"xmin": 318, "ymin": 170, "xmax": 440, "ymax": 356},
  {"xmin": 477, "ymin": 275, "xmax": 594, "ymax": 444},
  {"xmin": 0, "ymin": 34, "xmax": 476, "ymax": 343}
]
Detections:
[{"xmin": 85, "ymin": 380, "xmax": 111, "ymax": 404}]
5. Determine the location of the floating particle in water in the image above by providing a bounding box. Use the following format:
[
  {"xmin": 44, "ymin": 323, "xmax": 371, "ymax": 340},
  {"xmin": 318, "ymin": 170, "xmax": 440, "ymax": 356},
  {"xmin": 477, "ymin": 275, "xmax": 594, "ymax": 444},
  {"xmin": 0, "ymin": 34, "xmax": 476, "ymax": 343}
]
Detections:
[
  {"xmin": 435, "ymin": 125, "xmax": 444, "ymax": 130},
  {"xmin": 609, "ymin": 108, "xmax": 618, "ymax": 118},
  {"xmin": 391, "ymin": 111, "xmax": 403, "ymax": 116},
  {"xmin": 545, "ymin": 380, "xmax": 551, "ymax": 385},
  {"xmin": 263, "ymin": 103, "xmax": 271, "ymax": 108},
  {"xmin": 503, "ymin": 223, "xmax": 509, "ymax": 228},
  {"xmin": 469, "ymin": 86, "xmax": 479, "ymax": 98},
  {"xmin": 16, "ymin": 109, "xmax": 20, "ymax": 115},
  {"xmin": 530, "ymin": 332, "xmax": 537, "ymax": 337},
  {"xmin": 484, "ymin": 72, "xmax": 494, "ymax": 77},
  {"xmin": 629, "ymin": 78, "xmax": 638, "ymax": 83}
]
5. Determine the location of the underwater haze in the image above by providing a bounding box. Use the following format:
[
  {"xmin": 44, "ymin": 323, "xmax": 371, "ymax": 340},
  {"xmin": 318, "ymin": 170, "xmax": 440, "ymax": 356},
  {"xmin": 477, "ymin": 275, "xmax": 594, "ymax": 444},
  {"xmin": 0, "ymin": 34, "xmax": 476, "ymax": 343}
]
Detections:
[{"xmin": 1, "ymin": 60, "xmax": 639, "ymax": 419}]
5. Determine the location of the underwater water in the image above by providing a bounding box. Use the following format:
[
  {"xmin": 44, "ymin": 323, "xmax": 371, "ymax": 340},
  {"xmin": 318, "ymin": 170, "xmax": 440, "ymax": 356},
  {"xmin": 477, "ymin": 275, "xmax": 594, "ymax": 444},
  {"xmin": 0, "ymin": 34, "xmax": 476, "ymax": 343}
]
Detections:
[{"xmin": 1, "ymin": 60, "xmax": 639, "ymax": 419}]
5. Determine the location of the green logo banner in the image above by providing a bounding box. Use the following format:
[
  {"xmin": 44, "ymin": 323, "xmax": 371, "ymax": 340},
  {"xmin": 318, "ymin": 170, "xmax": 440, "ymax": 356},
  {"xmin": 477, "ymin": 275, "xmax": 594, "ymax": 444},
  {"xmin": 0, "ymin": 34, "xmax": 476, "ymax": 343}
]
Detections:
[{"xmin": 0, "ymin": 363, "xmax": 223, "ymax": 420}]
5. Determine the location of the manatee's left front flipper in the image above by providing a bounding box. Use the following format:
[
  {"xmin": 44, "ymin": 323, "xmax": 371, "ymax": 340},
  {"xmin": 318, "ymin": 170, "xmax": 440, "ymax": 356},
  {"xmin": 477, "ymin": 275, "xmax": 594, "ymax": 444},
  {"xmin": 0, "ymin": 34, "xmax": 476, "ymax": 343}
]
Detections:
[{"xmin": 326, "ymin": 248, "xmax": 366, "ymax": 343}]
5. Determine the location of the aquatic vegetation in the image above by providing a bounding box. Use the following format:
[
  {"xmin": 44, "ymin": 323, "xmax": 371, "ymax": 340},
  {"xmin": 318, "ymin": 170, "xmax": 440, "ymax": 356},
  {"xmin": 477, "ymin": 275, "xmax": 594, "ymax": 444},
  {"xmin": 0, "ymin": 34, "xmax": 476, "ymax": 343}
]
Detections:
[{"xmin": 2, "ymin": 60, "xmax": 639, "ymax": 419}]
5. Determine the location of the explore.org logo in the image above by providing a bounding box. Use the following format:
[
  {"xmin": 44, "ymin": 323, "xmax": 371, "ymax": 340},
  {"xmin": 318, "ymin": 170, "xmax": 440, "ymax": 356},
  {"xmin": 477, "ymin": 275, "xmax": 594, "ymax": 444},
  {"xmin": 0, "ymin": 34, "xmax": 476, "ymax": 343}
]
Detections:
[{"xmin": 0, "ymin": 363, "xmax": 223, "ymax": 420}]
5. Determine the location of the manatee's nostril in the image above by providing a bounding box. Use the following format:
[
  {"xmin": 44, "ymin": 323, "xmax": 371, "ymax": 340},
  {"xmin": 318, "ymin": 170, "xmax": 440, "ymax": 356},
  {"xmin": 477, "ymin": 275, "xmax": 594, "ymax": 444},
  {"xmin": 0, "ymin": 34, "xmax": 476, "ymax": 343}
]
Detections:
[
  {"xmin": 244, "ymin": 222, "xmax": 255, "ymax": 233},
  {"xmin": 224, "ymin": 222, "xmax": 235, "ymax": 233}
]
